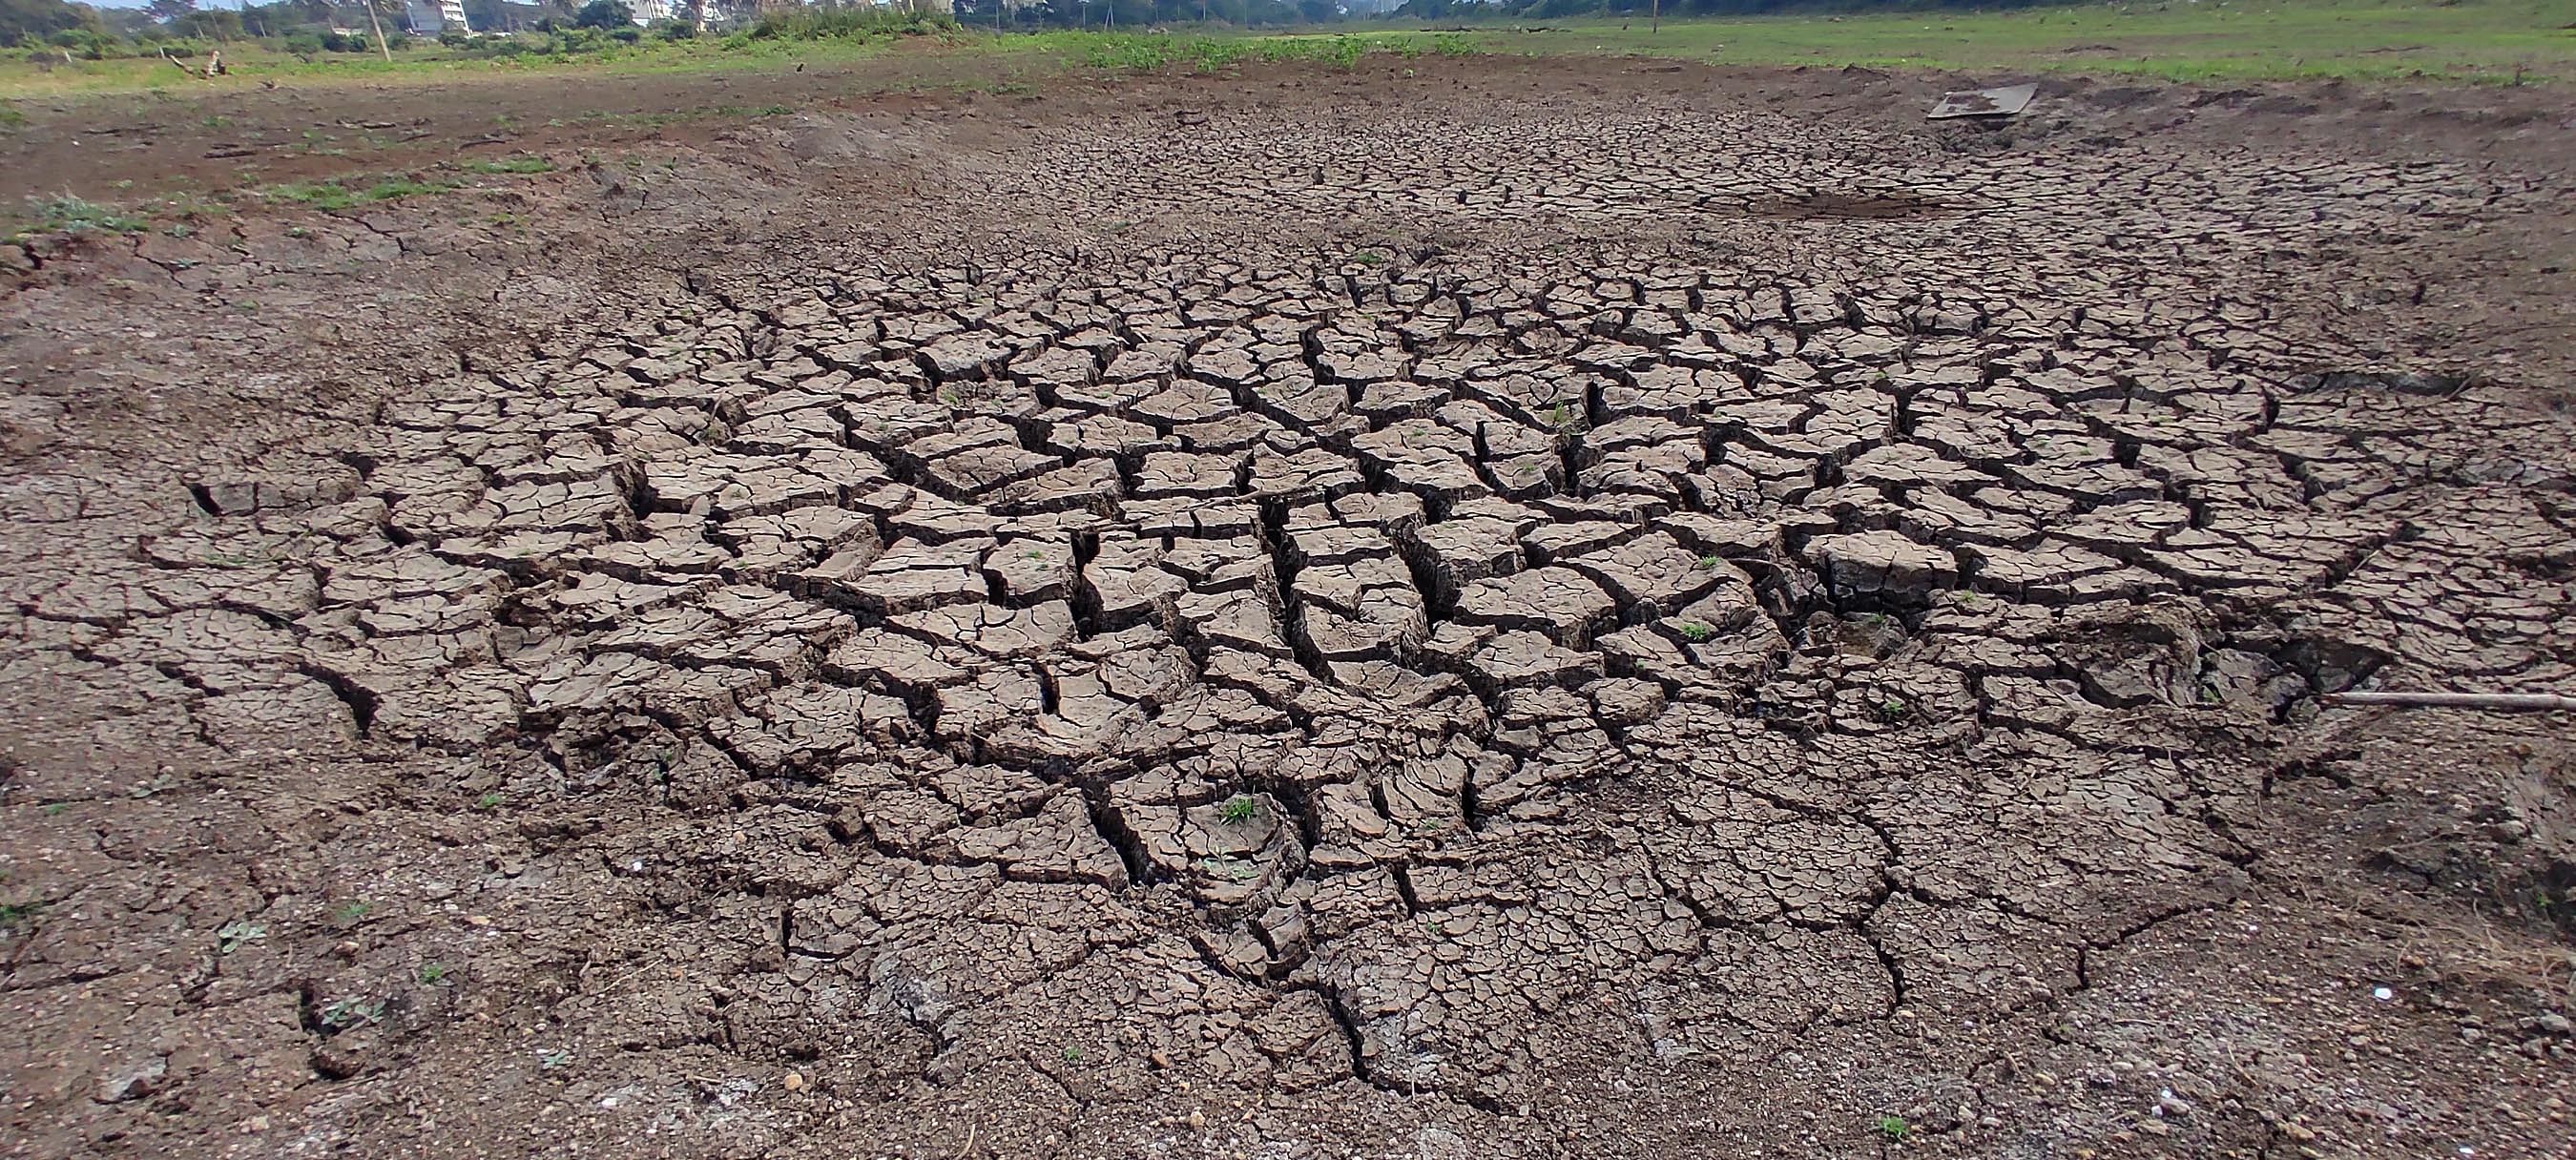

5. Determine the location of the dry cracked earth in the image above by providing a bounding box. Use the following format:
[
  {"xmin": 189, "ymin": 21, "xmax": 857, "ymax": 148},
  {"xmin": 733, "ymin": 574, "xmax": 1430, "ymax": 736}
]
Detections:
[{"xmin": 3, "ymin": 60, "xmax": 2574, "ymax": 1160}]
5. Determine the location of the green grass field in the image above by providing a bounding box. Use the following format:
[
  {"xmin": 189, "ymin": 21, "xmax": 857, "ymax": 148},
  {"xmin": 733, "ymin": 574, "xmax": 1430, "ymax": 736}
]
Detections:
[
  {"xmin": 1444, "ymin": 0, "xmax": 2576, "ymax": 84},
  {"xmin": 0, "ymin": 0, "xmax": 2567, "ymax": 100}
]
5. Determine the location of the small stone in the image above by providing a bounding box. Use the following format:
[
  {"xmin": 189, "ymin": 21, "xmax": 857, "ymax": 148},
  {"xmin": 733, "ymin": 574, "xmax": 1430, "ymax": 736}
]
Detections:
[
  {"xmin": 95, "ymin": 1058, "xmax": 168, "ymax": 1104},
  {"xmin": 1188, "ymin": 1110, "xmax": 1206, "ymax": 1129},
  {"xmin": 782, "ymin": 1071, "xmax": 806, "ymax": 1092},
  {"xmin": 310, "ymin": 1040, "xmax": 371, "ymax": 1081}
]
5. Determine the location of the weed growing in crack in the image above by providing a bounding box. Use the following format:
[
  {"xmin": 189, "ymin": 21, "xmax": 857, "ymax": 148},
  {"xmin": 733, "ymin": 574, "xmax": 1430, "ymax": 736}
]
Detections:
[
  {"xmin": 419, "ymin": 962, "xmax": 451, "ymax": 985},
  {"xmin": 473, "ymin": 791, "xmax": 506, "ymax": 812},
  {"xmin": 330, "ymin": 899, "xmax": 376, "ymax": 926},
  {"xmin": 1216, "ymin": 795, "xmax": 1260, "ymax": 824},
  {"xmin": 539, "ymin": 1048, "xmax": 572, "ymax": 1070},
  {"xmin": 1676, "ymin": 621, "xmax": 1714, "ymax": 643},
  {"xmin": 1697, "ymin": 553, "xmax": 1727, "ymax": 570},
  {"xmin": 318, "ymin": 997, "xmax": 384, "ymax": 1031},
  {"xmin": 42, "ymin": 802, "xmax": 67, "ymax": 817},
  {"xmin": 1196, "ymin": 856, "xmax": 1257, "ymax": 882},
  {"xmin": 1876, "ymin": 1115, "xmax": 1910, "ymax": 1142},
  {"xmin": 1874, "ymin": 696, "xmax": 1910, "ymax": 724},
  {"xmin": 1351, "ymin": 251, "xmax": 1387, "ymax": 266},
  {"xmin": 216, "ymin": 920, "xmax": 267, "ymax": 954},
  {"xmin": 0, "ymin": 901, "xmax": 42, "ymax": 930},
  {"xmin": 1060, "ymin": 1046, "xmax": 1082, "ymax": 1063}
]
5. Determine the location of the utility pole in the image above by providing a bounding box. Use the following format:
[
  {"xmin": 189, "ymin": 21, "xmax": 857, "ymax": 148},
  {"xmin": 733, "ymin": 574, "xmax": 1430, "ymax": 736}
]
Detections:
[{"xmin": 364, "ymin": 0, "xmax": 393, "ymax": 61}]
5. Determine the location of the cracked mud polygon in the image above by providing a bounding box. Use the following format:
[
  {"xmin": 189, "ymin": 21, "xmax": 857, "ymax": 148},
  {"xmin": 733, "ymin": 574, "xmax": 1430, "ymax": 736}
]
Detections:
[{"xmin": 2, "ymin": 56, "xmax": 2572, "ymax": 1160}]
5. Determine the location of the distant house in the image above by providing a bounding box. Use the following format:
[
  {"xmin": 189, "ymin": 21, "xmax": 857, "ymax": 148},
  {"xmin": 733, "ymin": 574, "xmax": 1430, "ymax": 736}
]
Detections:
[{"xmin": 405, "ymin": 0, "xmax": 472, "ymax": 34}]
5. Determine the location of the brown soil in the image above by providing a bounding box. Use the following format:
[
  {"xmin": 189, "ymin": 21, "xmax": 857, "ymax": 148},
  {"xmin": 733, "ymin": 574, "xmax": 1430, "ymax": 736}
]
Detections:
[{"xmin": 3, "ymin": 51, "xmax": 2574, "ymax": 1160}]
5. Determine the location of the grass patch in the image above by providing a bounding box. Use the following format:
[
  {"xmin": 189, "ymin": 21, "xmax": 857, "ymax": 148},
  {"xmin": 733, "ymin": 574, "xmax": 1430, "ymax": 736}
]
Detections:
[
  {"xmin": 0, "ymin": 900, "xmax": 42, "ymax": 930},
  {"xmin": 1417, "ymin": 0, "xmax": 2575, "ymax": 85},
  {"xmin": 10, "ymin": 195, "xmax": 150, "ymax": 240},
  {"xmin": 264, "ymin": 176, "xmax": 457, "ymax": 210}
]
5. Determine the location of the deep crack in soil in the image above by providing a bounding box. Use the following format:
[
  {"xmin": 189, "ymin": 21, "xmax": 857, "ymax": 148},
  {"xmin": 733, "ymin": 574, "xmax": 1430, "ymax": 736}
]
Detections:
[{"xmin": 2, "ymin": 54, "xmax": 2573, "ymax": 1160}]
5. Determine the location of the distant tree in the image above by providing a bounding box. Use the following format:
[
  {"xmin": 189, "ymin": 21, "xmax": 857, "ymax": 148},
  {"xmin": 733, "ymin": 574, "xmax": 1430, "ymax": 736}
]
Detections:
[
  {"xmin": 0, "ymin": 0, "xmax": 96, "ymax": 47},
  {"xmin": 573, "ymin": 0, "xmax": 631, "ymax": 28},
  {"xmin": 173, "ymin": 6, "xmax": 243, "ymax": 37},
  {"xmin": 145, "ymin": 0, "xmax": 196, "ymax": 24}
]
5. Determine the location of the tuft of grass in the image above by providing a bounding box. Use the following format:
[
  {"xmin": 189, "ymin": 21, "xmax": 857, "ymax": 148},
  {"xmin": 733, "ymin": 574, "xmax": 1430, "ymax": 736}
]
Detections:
[
  {"xmin": 472, "ymin": 790, "xmax": 506, "ymax": 812},
  {"xmin": 464, "ymin": 155, "xmax": 554, "ymax": 175},
  {"xmin": 419, "ymin": 962, "xmax": 451, "ymax": 985},
  {"xmin": 1676, "ymin": 620, "xmax": 1714, "ymax": 644},
  {"xmin": 1876, "ymin": 1115, "xmax": 1911, "ymax": 1142},
  {"xmin": 329, "ymin": 898, "xmax": 376, "ymax": 926},
  {"xmin": 0, "ymin": 901, "xmax": 42, "ymax": 930},
  {"xmin": 1216, "ymin": 795, "xmax": 1260, "ymax": 825}
]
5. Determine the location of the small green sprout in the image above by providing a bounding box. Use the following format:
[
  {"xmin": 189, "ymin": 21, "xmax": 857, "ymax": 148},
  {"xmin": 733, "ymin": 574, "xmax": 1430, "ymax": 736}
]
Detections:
[
  {"xmin": 319, "ymin": 997, "xmax": 384, "ymax": 1030},
  {"xmin": 1216, "ymin": 795, "xmax": 1260, "ymax": 824},
  {"xmin": 216, "ymin": 920, "xmax": 267, "ymax": 954}
]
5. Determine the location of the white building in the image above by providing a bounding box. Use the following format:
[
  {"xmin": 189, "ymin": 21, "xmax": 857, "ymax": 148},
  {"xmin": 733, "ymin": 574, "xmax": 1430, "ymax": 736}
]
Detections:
[{"xmin": 405, "ymin": 0, "xmax": 471, "ymax": 34}]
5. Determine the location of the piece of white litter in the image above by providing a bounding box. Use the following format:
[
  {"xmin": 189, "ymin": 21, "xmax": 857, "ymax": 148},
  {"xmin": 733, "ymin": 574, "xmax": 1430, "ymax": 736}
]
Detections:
[{"xmin": 2372, "ymin": 986, "xmax": 2395, "ymax": 1002}]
